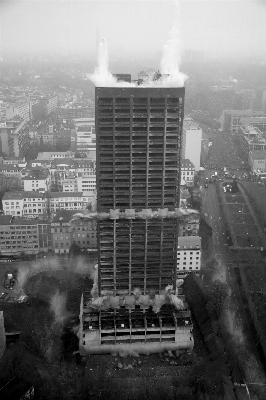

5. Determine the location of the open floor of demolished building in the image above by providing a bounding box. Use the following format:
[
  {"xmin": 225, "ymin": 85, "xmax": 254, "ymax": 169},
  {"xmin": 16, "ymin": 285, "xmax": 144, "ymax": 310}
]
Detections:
[{"xmin": 79, "ymin": 282, "xmax": 194, "ymax": 355}]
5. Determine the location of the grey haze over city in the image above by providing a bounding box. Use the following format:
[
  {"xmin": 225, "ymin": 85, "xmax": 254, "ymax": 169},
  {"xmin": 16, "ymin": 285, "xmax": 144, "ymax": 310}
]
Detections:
[{"xmin": 1, "ymin": 0, "xmax": 266, "ymax": 62}]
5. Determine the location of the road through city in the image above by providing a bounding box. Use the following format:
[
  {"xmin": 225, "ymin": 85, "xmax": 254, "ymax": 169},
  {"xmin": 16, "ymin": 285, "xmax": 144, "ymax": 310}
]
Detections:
[{"xmin": 201, "ymin": 174, "xmax": 266, "ymax": 397}]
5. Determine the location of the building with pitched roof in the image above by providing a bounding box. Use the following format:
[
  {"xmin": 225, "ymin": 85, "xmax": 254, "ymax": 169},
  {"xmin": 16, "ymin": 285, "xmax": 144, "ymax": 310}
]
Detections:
[
  {"xmin": 181, "ymin": 159, "xmax": 195, "ymax": 187},
  {"xmin": 177, "ymin": 236, "xmax": 201, "ymax": 278}
]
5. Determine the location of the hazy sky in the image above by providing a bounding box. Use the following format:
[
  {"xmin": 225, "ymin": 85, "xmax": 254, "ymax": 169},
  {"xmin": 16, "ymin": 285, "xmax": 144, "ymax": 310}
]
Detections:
[{"xmin": 1, "ymin": 0, "xmax": 266, "ymax": 60}]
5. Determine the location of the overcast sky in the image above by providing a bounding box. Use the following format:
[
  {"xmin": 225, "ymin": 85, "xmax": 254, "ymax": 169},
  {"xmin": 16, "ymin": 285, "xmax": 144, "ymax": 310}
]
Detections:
[{"xmin": 1, "ymin": 0, "xmax": 266, "ymax": 60}]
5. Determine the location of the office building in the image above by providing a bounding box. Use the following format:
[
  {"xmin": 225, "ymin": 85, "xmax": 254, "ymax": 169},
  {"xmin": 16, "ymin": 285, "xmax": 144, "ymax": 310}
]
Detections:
[
  {"xmin": 70, "ymin": 118, "xmax": 96, "ymax": 153},
  {"xmin": 182, "ymin": 118, "xmax": 202, "ymax": 171},
  {"xmin": 0, "ymin": 216, "xmax": 39, "ymax": 256},
  {"xmin": 79, "ymin": 84, "xmax": 194, "ymax": 355},
  {"xmin": 58, "ymin": 103, "xmax": 95, "ymax": 122},
  {"xmin": 96, "ymin": 87, "xmax": 184, "ymax": 293},
  {"xmin": 219, "ymin": 110, "xmax": 266, "ymax": 133}
]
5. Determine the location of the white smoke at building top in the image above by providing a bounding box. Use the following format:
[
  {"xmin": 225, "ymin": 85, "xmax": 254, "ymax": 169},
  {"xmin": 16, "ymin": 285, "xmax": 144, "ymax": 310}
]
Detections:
[
  {"xmin": 88, "ymin": 0, "xmax": 187, "ymax": 88},
  {"xmin": 88, "ymin": 38, "xmax": 135, "ymax": 88},
  {"xmin": 159, "ymin": 0, "xmax": 187, "ymax": 87}
]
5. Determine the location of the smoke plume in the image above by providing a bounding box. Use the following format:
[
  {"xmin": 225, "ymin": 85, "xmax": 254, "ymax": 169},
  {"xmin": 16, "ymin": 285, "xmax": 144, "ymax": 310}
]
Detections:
[
  {"xmin": 16, "ymin": 266, "xmax": 31, "ymax": 289},
  {"xmin": 88, "ymin": 38, "xmax": 135, "ymax": 88},
  {"xmin": 88, "ymin": 275, "xmax": 184, "ymax": 313},
  {"xmin": 15, "ymin": 256, "xmax": 93, "ymax": 289},
  {"xmin": 88, "ymin": 1, "xmax": 187, "ymax": 88},
  {"xmin": 50, "ymin": 290, "xmax": 70, "ymax": 325},
  {"xmin": 159, "ymin": 0, "xmax": 187, "ymax": 87}
]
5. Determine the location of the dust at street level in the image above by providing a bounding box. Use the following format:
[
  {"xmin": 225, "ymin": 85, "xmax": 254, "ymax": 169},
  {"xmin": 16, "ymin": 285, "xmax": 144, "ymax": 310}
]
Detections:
[{"xmin": 201, "ymin": 176, "xmax": 266, "ymax": 392}]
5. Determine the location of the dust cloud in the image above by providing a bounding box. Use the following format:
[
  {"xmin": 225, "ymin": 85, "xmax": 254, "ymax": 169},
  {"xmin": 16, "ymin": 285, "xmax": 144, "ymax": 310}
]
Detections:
[
  {"xmin": 16, "ymin": 256, "xmax": 94, "ymax": 289},
  {"xmin": 49, "ymin": 290, "xmax": 70, "ymax": 325}
]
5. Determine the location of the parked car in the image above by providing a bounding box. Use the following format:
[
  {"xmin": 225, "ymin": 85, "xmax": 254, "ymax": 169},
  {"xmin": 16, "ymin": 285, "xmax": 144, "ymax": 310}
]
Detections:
[{"xmin": 4, "ymin": 271, "xmax": 17, "ymax": 289}]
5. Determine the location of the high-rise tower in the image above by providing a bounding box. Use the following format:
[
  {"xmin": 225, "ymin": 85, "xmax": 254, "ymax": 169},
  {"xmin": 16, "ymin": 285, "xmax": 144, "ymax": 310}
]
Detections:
[
  {"xmin": 96, "ymin": 86, "xmax": 184, "ymax": 295},
  {"xmin": 79, "ymin": 82, "xmax": 194, "ymax": 355}
]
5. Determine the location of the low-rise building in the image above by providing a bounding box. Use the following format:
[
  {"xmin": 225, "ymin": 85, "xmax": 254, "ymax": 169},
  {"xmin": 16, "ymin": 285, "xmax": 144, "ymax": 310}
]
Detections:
[
  {"xmin": 0, "ymin": 215, "xmax": 39, "ymax": 255},
  {"xmin": 62, "ymin": 178, "xmax": 77, "ymax": 192},
  {"xmin": 71, "ymin": 118, "xmax": 96, "ymax": 154},
  {"xmin": 3, "ymin": 156, "xmax": 26, "ymax": 167},
  {"xmin": 38, "ymin": 222, "xmax": 52, "ymax": 252},
  {"xmin": 58, "ymin": 103, "xmax": 95, "ymax": 122},
  {"xmin": 2, "ymin": 192, "xmax": 47, "ymax": 218},
  {"xmin": 182, "ymin": 119, "xmax": 202, "ymax": 171},
  {"xmin": 179, "ymin": 215, "xmax": 200, "ymax": 237},
  {"xmin": 219, "ymin": 110, "xmax": 266, "ymax": 133},
  {"xmin": 181, "ymin": 159, "xmax": 195, "ymax": 187},
  {"xmin": 22, "ymin": 192, "xmax": 47, "ymax": 218},
  {"xmin": 51, "ymin": 210, "xmax": 97, "ymax": 254},
  {"xmin": 248, "ymin": 150, "xmax": 266, "ymax": 173},
  {"xmin": 177, "ymin": 236, "xmax": 201, "ymax": 278},
  {"xmin": 0, "ymin": 164, "xmax": 22, "ymax": 179},
  {"xmin": 51, "ymin": 211, "xmax": 73, "ymax": 254},
  {"xmin": 37, "ymin": 151, "xmax": 75, "ymax": 160},
  {"xmin": 2, "ymin": 192, "xmax": 25, "ymax": 217},
  {"xmin": 23, "ymin": 167, "xmax": 51, "ymax": 192},
  {"xmin": 72, "ymin": 218, "xmax": 97, "ymax": 251},
  {"xmin": 2, "ymin": 191, "xmax": 90, "ymax": 219},
  {"xmin": 77, "ymin": 174, "xmax": 96, "ymax": 197},
  {"xmin": 47, "ymin": 192, "xmax": 90, "ymax": 214}
]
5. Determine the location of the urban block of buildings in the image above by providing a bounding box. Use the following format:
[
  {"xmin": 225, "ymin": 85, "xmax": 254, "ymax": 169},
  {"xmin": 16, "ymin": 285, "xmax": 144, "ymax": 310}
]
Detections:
[{"xmin": 0, "ymin": 210, "xmax": 97, "ymax": 256}]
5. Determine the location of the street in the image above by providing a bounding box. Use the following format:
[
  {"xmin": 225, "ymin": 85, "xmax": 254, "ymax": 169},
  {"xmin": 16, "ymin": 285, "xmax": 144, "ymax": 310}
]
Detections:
[{"xmin": 201, "ymin": 175, "xmax": 266, "ymax": 396}]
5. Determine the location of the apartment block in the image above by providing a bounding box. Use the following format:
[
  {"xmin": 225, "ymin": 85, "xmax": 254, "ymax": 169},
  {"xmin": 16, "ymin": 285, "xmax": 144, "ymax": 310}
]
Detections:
[
  {"xmin": 0, "ymin": 164, "xmax": 22, "ymax": 179},
  {"xmin": 177, "ymin": 236, "xmax": 201, "ymax": 278},
  {"xmin": 51, "ymin": 210, "xmax": 97, "ymax": 254},
  {"xmin": 5, "ymin": 101, "xmax": 30, "ymax": 121},
  {"xmin": 181, "ymin": 159, "xmax": 195, "ymax": 187},
  {"xmin": 23, "ymin": 168, "xmax": 51, "ymax": 192}
]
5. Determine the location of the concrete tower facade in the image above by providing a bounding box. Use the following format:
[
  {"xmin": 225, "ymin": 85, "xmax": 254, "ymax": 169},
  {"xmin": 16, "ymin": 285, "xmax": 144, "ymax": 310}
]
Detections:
[
  {"xmin": 96, "ymin": 87, "xmax": 184, "ymax": 295},
  {"xmin": 79, "ymin": 85, "xmax": 194, "ymax": 355}
]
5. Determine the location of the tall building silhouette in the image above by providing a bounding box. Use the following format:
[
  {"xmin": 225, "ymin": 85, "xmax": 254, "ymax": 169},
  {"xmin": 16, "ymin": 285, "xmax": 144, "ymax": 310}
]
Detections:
[
  {"xmin": 79, "ymin": 82, "xmax": 194, "ymax": 355},
  {"xmin": 96, "ymin": 86, "xmax": 184, "ymax": 295}
]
